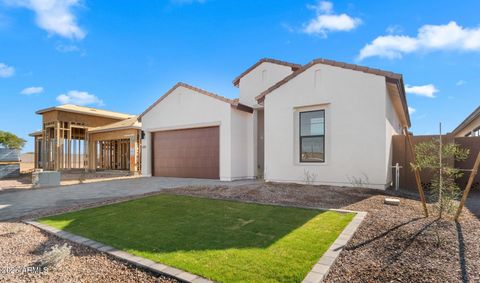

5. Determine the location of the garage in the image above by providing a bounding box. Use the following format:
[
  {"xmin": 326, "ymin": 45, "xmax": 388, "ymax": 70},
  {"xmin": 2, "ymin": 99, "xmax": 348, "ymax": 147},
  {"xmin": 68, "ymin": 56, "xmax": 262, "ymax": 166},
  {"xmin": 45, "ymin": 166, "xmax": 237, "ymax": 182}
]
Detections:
[{"xmin": 152, "ymin": 126, "xmax": 219, "ymax": 179}]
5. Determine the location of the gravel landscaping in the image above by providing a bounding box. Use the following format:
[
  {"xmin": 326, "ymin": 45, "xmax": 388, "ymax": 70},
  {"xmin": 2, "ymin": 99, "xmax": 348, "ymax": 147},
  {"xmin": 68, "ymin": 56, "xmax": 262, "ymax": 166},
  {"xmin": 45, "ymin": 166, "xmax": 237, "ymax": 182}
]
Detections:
[{"xmin": 0, "ymin": 222, "xmax": 178, "ymax": 283}]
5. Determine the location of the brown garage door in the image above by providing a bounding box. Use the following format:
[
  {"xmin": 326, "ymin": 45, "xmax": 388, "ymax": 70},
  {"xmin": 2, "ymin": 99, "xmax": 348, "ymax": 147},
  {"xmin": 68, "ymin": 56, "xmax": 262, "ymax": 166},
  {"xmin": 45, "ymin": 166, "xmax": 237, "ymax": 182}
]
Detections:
[{"xmin": 152, "ymin": 126, "xmax": 219, "ymax": 179}]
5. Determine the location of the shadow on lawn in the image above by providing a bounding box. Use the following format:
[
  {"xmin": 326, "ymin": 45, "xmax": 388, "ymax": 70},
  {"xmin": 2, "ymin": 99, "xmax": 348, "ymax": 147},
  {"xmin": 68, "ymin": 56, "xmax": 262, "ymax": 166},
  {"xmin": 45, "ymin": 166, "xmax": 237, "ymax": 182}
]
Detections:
[{"xmin": 40, "ymin": 195, "xmax": 331, "ymax": 253}]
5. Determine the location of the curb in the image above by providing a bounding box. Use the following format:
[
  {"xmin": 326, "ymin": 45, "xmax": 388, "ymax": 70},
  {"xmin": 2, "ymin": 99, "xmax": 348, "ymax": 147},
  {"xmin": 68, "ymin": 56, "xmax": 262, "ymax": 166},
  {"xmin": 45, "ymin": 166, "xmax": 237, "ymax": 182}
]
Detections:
[
  {"xmin": 24, "ymin": 220, "xmax": 214, "ymax": 283},
  {"xmin": 302, "ymin": 211, "xmax": 367, "ymax": 283}
]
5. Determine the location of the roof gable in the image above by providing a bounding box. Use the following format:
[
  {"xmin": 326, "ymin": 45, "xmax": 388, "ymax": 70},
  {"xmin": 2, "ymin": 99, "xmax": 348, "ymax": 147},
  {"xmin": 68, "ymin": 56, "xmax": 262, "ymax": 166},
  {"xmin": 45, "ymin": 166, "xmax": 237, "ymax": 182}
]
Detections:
[
  {"xmin": 452, "ymin": 106, "xmax": 480, "ymax": 135},
  {"xmin": 139, "ymin": 82, "xmax": 253, "ymax": 119},
  {"xmin": 232, "ymin": 58, "xmax": 301, "ymax": 87},
  {"xmin": 256, "ymin": 58, "xmax": 403, "ymax": 102},
  {"xmin": 254, "ymin": 58, "xmax": 410, "ymax": 127}
]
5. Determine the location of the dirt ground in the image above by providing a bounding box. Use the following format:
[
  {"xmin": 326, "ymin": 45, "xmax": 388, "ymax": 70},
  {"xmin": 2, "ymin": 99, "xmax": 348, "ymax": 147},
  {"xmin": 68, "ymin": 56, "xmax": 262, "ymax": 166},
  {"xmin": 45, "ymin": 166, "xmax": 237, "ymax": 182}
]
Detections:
[
  {"xmin": 1, "ymin": 182, "xmax": 479, "ymax": 282},
  {"xmin": 0, "ymin": 170, "xmax": 140, "ymax": 192}
]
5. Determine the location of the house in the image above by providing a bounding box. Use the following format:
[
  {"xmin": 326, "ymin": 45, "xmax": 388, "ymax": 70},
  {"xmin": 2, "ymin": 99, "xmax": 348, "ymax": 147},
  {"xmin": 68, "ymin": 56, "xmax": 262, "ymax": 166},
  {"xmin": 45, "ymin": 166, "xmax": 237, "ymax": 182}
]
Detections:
[
  {"xmin": 451, "ymin": 106, "xmax": 480, "ymax": 137},
  {"xmin": 30, "ymin": 104, "xmax": 142, "ymax": 173},
  {"xmin": 140, "ymin": 58, "xmax": 410, "ymax": 189}
]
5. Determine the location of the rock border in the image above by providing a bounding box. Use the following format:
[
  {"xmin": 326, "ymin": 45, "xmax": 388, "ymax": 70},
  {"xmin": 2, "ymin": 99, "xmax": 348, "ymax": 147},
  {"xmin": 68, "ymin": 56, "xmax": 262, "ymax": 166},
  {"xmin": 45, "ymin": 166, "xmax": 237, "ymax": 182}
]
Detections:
[
  {"xmin": 25, "ymin": 207, "xmax": 366, "ymax": 283},
  {"xmin": 302, "ymin": 211, "xmax": 367, "ymax": 283},
  {"xmin": 24, "ymin": 220, "xmax": 213, "ymax": 283}
]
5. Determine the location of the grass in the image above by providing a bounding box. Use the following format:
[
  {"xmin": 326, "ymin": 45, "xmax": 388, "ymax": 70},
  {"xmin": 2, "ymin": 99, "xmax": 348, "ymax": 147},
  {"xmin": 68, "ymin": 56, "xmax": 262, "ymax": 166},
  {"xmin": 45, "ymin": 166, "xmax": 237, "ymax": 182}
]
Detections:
[{"xmin": 39, "ymin": 194, "xmax": 354, "ymax": 283}]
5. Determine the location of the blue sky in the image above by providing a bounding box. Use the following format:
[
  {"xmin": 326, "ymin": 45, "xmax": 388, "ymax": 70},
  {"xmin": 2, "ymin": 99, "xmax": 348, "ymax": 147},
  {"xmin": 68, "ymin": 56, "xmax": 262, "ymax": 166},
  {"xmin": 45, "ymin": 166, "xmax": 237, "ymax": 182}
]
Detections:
[{"xmin": 1, "ymin": 0, "xmax": 479, "ymax": 152}]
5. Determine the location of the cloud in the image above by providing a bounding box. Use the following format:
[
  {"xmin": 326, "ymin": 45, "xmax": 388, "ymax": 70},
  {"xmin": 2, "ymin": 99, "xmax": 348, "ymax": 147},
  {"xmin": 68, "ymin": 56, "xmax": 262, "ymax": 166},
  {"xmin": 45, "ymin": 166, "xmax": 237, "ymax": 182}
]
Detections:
[
  {"xmin": 408, "ymin": 106, "xmax": 416, "ymax": 114},
  {"xmin": 20, "ymin": 86, "xmax": 43, "ymax": 95},
  {"xmin": 405, "ymin": 84, "xmax": 438, "ymax": 98},
  {"xmin": 4, "ymin": 0, "xmax": 85, "ymax": 40},
  {"xmin": 456, "ymin": 80, "xmax": 467, "ymax": 86},
  {"xmin": 0, "ymin": 62, "xmax": 15, "ymax": 78},
  {"xmin": 302, "ymin": 1, "xmax": 361, "ymax": 37},
  {"xmin": 358, "ymin": 21, "xmax": 480, "ymax": 60},
  {"xmin": 56, "ymin": 90, "xmax": 103, "ymax": 106}
]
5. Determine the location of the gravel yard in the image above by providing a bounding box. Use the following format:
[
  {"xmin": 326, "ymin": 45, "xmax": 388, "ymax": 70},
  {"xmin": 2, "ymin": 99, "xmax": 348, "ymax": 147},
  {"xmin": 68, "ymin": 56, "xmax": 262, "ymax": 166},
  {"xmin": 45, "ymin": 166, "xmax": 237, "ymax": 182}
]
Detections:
[
  {"xmin": 0, "ymin": 222, "xmax": 178, "ymax": 283},
  {"xmin": 2, "ymin": 181, "xmax": 479, "ymax": 282}
]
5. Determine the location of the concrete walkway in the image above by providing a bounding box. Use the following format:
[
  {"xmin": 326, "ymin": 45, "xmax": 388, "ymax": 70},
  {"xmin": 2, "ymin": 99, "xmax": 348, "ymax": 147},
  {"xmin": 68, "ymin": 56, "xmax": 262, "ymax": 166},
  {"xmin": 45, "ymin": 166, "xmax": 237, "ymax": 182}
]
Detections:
[{"xmin": 0, "ymin": 177, "xmax": 257, "ymax": 221}]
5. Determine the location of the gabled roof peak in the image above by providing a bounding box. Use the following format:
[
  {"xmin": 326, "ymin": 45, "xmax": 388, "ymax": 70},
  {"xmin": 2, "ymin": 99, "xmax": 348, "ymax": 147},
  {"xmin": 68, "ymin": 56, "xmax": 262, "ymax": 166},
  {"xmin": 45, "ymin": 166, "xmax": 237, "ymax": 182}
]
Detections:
[
  {"xmin": 139, "ymin": 82, "xmax": 253, "ymax": 119},
  {"xmin": 232, "ymin": 58, "xmax": 301, "ymax": 87}
]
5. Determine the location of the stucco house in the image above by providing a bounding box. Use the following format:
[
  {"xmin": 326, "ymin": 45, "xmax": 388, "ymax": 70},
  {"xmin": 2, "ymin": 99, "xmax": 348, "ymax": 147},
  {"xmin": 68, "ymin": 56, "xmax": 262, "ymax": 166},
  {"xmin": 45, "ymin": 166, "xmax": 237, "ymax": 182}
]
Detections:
[
  {"xmin": 451, "ymin": 106, "xmax": 480, "ymax": 137},
  {"xmin": 139, "ymin": 58, "xmax": 410, "ymax": 189}
]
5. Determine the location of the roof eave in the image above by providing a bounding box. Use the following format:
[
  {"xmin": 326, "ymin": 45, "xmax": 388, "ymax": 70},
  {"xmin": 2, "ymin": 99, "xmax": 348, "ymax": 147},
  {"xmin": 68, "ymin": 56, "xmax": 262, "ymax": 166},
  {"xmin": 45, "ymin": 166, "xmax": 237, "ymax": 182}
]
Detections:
[
  {"xmin": 452, "ymin": 106, "xmax": 480, "ymax": 135},
  {"xmin": 88, "ymin": 125, "xmax": 142, "ymax": 134}
]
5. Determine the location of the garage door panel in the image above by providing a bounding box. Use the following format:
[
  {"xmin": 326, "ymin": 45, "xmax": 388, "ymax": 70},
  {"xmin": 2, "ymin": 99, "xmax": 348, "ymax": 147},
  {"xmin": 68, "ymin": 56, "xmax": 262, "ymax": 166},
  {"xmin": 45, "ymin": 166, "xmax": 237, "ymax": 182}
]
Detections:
[{"xmin": 152, "ymin": 126, "xmax": 219, "ymax": 179}]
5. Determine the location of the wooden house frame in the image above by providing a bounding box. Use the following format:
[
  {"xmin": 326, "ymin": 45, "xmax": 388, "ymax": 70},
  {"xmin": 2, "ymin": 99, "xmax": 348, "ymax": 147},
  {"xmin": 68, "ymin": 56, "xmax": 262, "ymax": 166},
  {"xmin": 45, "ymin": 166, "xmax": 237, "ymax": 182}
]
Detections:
[{"xmin": 30, "ymin": 104, "xmax": 141, "ymax": 173}]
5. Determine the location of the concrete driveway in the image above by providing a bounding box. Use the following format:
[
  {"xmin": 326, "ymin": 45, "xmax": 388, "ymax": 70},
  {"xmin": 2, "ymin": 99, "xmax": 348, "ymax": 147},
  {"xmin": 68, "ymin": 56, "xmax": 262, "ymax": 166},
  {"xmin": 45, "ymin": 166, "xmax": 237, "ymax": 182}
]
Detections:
[{"xmin": 0, "ymin": 177, "xmax": 257, "ymax": 221}]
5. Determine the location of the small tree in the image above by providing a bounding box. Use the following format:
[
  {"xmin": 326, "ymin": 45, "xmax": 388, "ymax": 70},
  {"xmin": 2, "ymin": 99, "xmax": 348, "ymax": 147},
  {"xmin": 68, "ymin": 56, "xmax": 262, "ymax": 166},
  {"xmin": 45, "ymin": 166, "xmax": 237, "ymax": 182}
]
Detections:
[
  {"xmin": 413, "ymin": 139, "xmax": 469, "ymax": 219},
  {"xmin": 0, "ymin": 130, "xmax": 26, "ymax": 150}
]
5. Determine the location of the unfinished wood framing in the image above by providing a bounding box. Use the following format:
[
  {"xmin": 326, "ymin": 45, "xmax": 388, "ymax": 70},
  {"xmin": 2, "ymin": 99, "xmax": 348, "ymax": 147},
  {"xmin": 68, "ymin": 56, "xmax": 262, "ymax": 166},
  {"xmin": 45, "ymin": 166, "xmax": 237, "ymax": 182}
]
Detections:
[
  {"xmin": 31, "ymin": 106, "xmax": 141, "ymax": 174},
  {"xmin": 455, "ymin": 151, "xmax": 480, "ymax": 220},
  {"xmin": 403, "ymin": 127, "xmax": 429, "ymax": 217}
]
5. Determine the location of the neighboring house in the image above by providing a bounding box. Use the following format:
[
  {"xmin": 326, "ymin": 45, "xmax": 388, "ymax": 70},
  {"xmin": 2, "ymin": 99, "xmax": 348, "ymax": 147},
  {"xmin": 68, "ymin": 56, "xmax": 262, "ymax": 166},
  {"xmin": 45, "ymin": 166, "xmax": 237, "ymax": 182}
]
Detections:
[
  {"xmin": 451, "ymin": 106, "xmax": 480, "ymax": 137},
  {"xmin": 140, "ymin": 58, "xmax": 410, "ymax": 189},
  {"xmin": 30, "ymin": 104, "xmax": 142, "ymax": 173}
]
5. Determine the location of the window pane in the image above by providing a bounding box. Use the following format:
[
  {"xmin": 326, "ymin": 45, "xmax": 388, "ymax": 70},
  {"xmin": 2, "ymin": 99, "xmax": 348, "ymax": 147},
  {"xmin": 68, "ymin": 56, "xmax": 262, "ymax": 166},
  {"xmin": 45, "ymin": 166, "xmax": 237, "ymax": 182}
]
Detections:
[
  {"xmin": 301, "ymin": 136, "xmax": 324, "ymax": 162},
  {"xmin": 300, "ymin": 111, "xmax": 324, "ymax": 136}
]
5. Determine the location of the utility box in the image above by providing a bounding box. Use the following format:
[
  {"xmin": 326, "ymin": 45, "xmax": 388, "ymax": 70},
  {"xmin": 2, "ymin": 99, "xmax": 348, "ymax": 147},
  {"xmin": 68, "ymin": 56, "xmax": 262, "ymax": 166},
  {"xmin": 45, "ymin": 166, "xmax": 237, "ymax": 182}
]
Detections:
[
  {"xmin": 0, "ymin": 148, "xmax": 20, "ymax": 179},
  {"xmin": 32, "ymin": 170, "xmax": 61, "ymax": 188}
]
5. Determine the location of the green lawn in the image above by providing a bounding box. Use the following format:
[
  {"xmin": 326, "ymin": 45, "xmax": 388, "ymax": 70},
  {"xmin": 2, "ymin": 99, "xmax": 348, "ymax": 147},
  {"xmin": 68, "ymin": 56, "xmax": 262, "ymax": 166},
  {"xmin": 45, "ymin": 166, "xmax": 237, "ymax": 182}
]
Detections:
[{"xmin": 39, "ymin": 194, "xmax": 354, "ymax": 283}]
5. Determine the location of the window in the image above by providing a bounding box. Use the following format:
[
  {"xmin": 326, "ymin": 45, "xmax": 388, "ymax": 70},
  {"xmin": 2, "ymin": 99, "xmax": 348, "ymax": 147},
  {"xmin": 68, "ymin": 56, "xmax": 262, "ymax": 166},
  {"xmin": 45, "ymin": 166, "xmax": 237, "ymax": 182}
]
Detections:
[
  {"xmin": 466, "ymin": 126, "xmax": 480, "ymax": 137},
  {"xmin": 300, "ymin": 110, "xmax": 325, "ymax": 162}
]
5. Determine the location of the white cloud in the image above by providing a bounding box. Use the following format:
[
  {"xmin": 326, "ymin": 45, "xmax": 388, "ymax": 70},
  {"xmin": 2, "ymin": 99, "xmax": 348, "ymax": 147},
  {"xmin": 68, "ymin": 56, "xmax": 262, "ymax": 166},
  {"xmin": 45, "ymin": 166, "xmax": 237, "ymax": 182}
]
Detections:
[
  {"xmin": 20, "ymin": 86, "xmax": 43, "ymax": 95},
  {"xmin": 0, "ymin": 62, "xmax": 15, "ymax": 78},
  {"xmin": 408, "ymin": 106, "xmax": 416, "ymax": 114},
  {"xmin": 302, "ymin": 1, "xmax": 361, "ymax": 37},
  {"xmin": 456, "ymin": 80, "xmax": 467, "ymax": 86},
  {"xmin": 358, "ymin": 21, "xmax": 480, "ymax": 60},
  {"xmin": 405, "ymin": 84, "xmax": 438, "ymax": 98},
  {"xmin": 56, "ymin": 90, "xmax": 103, "ymax": 106},
  {"xmin": 4, "ymin": 0, "xmax": 85, "ymax": 39}
]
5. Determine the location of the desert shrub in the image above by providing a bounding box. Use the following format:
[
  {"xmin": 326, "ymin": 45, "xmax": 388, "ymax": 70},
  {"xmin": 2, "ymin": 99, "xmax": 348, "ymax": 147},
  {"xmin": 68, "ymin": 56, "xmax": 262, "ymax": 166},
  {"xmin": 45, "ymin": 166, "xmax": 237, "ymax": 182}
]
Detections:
[{"xmin": 36, "ymin": 243, "xmax": 71, "ymax": 268}]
